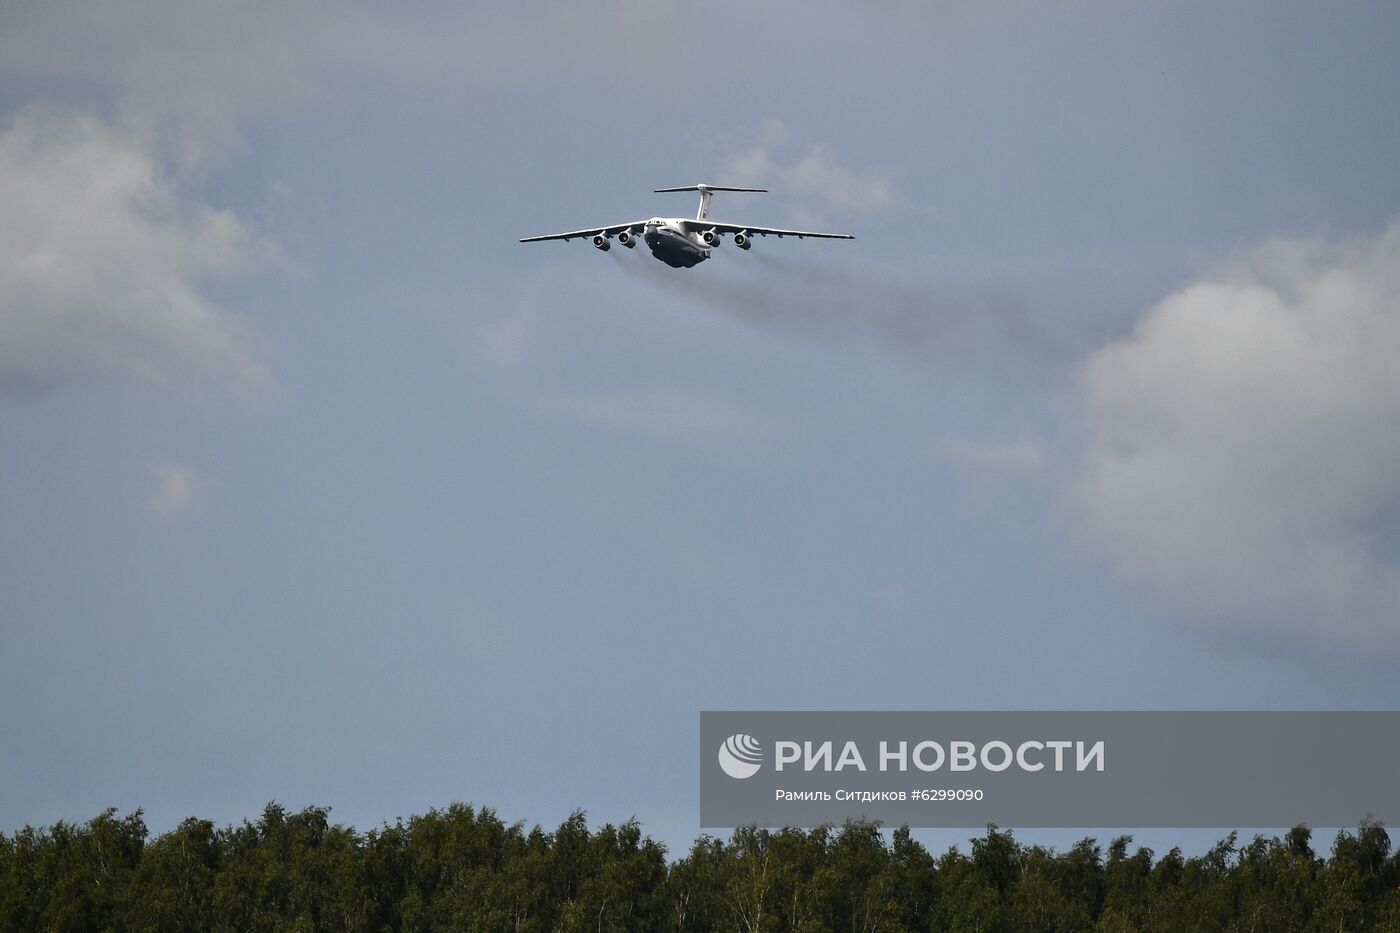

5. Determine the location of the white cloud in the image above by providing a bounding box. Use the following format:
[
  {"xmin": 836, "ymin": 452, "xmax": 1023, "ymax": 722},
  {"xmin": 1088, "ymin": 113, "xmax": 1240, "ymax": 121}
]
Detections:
[
  {"xmin": 0, "ymin": 2, "xmax": 323, "ymax": 167},
  {"xmin": 723, "ymin": 120, "xmax": 905, "ymax": 223},
  {"xmin": 149, "ymin": 462, "xmax": 203, "ymax": 519},
  {"xmin": 545, "ymin": 387, "xmax": 781, "ymax": 449},
  {"xmin": 0, "ymin": 3, "xmax": 692, "ymax": 165},
  {"xmin": 937, "ymin": 435, "xmax": 1047, "ymax": 479},
  {"xmin": 1065, "ymin": 222, "xmax": 1400, "ymax": 663},
  {"xmin": 0, "ymin": 106, "xmax": 270, "ymax": 394},
  {"xmin": 448, "ymin": 268, "xmax": 789, "ymax": 453}
]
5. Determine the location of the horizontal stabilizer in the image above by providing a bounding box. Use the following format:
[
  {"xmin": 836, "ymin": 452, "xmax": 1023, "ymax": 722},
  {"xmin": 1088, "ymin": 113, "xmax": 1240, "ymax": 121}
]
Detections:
[
  {"xmin": 658, "ymin": 184, "xmax": 767, "ymax": 220},
  {"xmin": 654, "ymin": 185, "xmax": 767, "ymax": 193}
]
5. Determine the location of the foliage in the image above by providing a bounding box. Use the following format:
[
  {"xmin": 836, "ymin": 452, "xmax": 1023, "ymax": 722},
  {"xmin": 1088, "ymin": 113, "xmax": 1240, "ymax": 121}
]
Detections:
[{"xmin": 2, "ymin": 805, "xmax": 1397, "ymax": 931}]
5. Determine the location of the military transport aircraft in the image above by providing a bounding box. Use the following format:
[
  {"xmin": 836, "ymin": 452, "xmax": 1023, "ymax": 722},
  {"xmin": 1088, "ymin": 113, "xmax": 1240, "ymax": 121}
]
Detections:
[{"xmin": 519, "ymin": 184, "xmax": 854, "ymax": 268}]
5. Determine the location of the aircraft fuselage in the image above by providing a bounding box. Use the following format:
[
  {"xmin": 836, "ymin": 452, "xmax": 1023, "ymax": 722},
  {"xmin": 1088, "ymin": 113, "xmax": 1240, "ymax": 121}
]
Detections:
[{"xmin": 642, "ymin": 218, "xmax": 710, "ymax": 268}]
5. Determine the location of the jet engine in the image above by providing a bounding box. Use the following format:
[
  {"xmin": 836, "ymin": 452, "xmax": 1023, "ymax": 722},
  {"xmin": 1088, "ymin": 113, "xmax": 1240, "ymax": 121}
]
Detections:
[
  {"xmin": 733, "ymin": 231, "xmax": 752, "ymax": 250},
  {"xmin": 591, "ymin": 233, "xmax": 611, "ymax": 251},
  {"xmin": 701, "ymin": 228, "xmax": 721, "ymax": 247},
  {"xmin": 616, "ymin": 230, "xmax": 637, "ymax": 248}
]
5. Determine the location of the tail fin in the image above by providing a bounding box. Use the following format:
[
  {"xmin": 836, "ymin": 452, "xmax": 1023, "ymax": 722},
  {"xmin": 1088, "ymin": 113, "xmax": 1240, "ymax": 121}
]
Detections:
[{"xmin": 654, "ymin": 184, "xmax": 767, "ymax": 221}]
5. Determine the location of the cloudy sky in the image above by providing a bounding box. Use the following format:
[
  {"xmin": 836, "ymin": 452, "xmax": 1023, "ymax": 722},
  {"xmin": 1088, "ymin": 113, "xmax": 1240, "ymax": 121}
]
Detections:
[{"xmin": 3, "ymin": 1, "xmax": 1400, "ymax": 850}]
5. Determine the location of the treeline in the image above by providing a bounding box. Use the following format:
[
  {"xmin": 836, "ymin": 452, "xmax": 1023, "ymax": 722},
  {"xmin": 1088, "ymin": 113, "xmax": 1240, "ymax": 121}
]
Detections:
[{"xmin": 2, "ymin": 804, "xmax": 1398, "ymax": 932}]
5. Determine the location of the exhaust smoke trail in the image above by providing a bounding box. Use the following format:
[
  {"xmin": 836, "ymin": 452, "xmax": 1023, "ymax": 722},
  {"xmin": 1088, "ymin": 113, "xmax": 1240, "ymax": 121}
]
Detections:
[{"xmin": 611, "ymin": 247, "xmax": 1071, "ymax": 376}]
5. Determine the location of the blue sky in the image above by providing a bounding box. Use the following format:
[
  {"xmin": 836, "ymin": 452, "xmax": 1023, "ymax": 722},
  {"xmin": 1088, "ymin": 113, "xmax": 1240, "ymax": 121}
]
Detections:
[{"xmin": 3, "ymin": 1, "xmax": 1400, "ymax": 852}]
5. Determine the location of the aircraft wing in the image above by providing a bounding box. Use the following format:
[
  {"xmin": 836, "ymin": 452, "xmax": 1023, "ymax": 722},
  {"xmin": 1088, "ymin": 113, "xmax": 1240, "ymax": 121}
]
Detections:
[
  {"xmin": 686, "ymin": 220, "xmax": 854, "ymax": 240},
  {"xmin": 519, "ymin": 222, "xmax": 646, "ymax": 243}
]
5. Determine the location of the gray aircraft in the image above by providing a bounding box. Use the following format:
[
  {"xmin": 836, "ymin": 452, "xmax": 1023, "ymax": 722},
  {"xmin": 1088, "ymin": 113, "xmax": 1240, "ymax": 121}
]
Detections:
[{"xmin": 520, "ymin": 184, "xmax": 854, "ymax": 268}]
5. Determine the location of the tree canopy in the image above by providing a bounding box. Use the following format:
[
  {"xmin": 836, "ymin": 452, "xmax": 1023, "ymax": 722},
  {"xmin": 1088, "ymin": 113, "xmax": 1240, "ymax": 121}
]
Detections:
[{"xmin": 2, "ymin": 803, "xmax": 1398, "ymax": 931}]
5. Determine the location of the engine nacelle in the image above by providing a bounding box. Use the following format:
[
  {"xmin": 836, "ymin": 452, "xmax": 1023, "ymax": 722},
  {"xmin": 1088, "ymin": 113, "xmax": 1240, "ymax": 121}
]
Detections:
[
  {"xmin": 591, "ymin": 233, "xmax": 611, "ymax": 251},
  {"xmin": 702, "ymin": 228, "xmax": 721, "ymax": 247},
  {"xmin": 733, "ymin": 231, "xmax": 752, "ymax": 250},
  {"xmin": 616, "ymin": 230, "xmax": 637, "ymax": 248}
]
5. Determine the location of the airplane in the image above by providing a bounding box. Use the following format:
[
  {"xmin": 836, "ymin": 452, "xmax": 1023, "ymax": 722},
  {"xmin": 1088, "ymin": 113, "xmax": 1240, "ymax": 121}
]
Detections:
[{"xmin": 519, "ymin": 184, "xmax": 854, "ymax": 268}]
